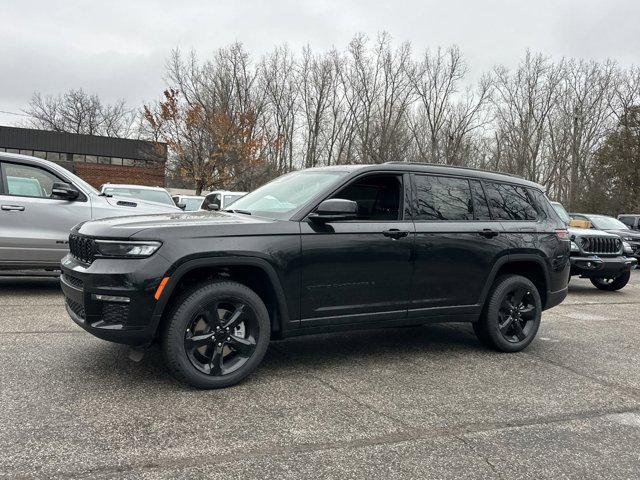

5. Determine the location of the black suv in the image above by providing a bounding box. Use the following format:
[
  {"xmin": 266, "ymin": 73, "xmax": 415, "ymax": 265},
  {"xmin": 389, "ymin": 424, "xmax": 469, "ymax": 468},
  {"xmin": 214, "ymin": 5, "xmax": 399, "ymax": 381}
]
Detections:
[{"xmin": 61, "ymin": 164, "xmax": 570, "ymax": 388}]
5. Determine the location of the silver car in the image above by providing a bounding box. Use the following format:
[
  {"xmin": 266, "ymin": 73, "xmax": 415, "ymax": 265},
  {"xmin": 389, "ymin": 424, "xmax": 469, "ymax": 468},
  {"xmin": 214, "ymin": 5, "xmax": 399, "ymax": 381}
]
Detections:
[{"xmin": 0, "ymin": 153, "xmax": 181, "ymax": 270}]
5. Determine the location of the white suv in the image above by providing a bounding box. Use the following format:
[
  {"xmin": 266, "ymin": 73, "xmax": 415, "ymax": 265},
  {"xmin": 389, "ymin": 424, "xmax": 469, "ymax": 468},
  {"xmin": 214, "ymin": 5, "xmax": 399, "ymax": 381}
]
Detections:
[{"xmin": 0, "ymin": 153, "xmax": 180, "ymax": 271}]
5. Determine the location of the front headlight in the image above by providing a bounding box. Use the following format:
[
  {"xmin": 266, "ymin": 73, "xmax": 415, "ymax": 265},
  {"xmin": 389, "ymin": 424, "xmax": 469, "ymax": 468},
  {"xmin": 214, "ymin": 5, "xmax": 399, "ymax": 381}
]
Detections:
[
  {"xmin": 94, "ymin": 240, "xmax": 162, "ymax": 258},
  {"xmin": 623, "ymin": 241, "xmax": 634, "ymax": 254},
  {"xmin": 570, "ymin": 241, "xmax": 580, "ymax": 252}
]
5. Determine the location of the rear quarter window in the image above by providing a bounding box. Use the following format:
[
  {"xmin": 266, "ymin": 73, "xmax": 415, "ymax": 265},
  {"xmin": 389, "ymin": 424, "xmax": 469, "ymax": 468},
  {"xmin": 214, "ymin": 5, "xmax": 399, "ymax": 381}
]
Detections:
[{"xmin": 483, "ymin": 182, "xmax": 538, "ymax": 221}]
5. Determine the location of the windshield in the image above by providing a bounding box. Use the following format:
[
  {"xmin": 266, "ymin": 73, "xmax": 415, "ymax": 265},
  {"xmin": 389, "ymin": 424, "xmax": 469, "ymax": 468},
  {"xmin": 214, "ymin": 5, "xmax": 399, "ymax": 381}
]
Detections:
[
  {"xmin": 103, "ymin": 186, "xmax": 174, "ymax": 206},
  {"xmin": 551, "ymin": 203, "xmax": 571, "ymax": 225},
  {"xmin": 228, "ymin": 170, "xmax": 348, "ymax": 218},
  {"xmin": 180, "ymin": 197, "xmax": 204, "ymax": 211},
  {"xmin": 223, "ymin": 194, "xmax": 244, "ymax": 207},
  {"xmin": 589, "ymin": 216, "xmax": 629, "ymax": 230}
]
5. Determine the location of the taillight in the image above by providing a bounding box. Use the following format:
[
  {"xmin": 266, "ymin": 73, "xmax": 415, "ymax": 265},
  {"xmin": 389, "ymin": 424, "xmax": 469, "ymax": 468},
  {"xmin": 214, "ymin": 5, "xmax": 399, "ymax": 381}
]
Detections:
[{"xmin": 555, "ymin": 229, "xmax": 569, "ymax": 240}]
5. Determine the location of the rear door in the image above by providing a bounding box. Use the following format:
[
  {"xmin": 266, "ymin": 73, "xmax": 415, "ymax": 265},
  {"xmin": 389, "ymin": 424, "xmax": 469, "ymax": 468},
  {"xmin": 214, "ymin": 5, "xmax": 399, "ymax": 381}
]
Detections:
[
  {"xmin": 0, "ymin": 161, "xmax": 91, "ymax": 268},
  {"xmin": 409, "ymin": 175, "xmax": 505, "ymax": 318}
]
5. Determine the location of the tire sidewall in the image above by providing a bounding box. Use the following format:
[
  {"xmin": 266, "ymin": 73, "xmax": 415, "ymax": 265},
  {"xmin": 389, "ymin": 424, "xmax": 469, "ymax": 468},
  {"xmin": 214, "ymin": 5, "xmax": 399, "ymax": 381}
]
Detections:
[
  {"xmin": 484, "ymin": 275, "xmax": 542, "ymax": 352},
  {"xmin": 591, "ymin": 270, "xmax": 631, "ymax": 291},
  {"xmin": 162, "ymin": 282, "xmax": 271, "ymax": 389}
]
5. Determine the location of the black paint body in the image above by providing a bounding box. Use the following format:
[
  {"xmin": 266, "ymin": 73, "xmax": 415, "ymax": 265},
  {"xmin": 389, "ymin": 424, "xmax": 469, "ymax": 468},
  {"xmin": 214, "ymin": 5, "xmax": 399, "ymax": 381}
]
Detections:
[{"xmin": 60, "ymin": 164, "xmax": 570, "ymax": 346}]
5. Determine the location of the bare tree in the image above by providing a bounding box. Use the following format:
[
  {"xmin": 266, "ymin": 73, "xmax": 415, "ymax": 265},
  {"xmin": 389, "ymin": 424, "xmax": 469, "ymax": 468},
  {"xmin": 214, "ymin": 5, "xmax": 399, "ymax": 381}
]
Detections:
[{"xmin": 26, "ymin": 89, "xmax": 135, "ymax": 137}]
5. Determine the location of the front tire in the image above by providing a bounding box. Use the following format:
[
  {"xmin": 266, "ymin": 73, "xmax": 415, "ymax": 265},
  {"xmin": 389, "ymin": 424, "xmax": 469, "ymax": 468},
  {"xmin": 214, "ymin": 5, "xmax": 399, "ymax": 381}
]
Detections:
[
  {"xmin": 590, "ymin": 271, "xmax": 630, "ymax": 291},
  {"xmin": 162, "ymin": 281, "xmax": 271, "ymax": 389},
  {"xmin": 474, "ymin": 275, "xmax": 542, "ymax": 352}
]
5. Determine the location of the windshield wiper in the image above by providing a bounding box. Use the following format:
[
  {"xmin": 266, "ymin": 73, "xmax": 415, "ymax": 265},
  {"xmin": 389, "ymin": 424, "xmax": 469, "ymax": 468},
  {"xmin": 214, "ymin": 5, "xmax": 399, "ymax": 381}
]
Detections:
[
  {"xmin": 98, "ymin": 192, "xmax": 113, "ymax": 197},
  {"xmin": 223, "ymin": 209, "xmax": 252, "ymax": 215}
]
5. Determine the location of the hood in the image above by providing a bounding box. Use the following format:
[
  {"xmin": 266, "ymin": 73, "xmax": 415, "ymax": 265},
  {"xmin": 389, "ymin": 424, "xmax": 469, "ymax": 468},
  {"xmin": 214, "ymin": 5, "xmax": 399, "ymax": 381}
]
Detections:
[
  {"xmin": 602, "ymin": 229, "xmax": 640, "ymax": 240},
  {"xmin": 103, "ymin": 194, "xmax": 181, "ymax": 212},
  {"xmin": 76, "ymin": 210, "xmax": 274, "ymax": 238},
  {"xmin": 567, "ymin": 227, "xmax": 619, "ymax": 239}
]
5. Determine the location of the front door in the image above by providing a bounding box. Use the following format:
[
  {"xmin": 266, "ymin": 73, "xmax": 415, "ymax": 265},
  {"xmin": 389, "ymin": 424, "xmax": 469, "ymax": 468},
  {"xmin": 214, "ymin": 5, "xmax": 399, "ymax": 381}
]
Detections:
[
  {"xmin": 300, "ymin": 172, "xmax": 414, "ymax": 326},
  {"xmin": 0, "ymin": 161, "xmax": 92, "ymax": 268},
  {"xmin": 409, "ymin": 175, "xmax": 506, "ymax": 318}
]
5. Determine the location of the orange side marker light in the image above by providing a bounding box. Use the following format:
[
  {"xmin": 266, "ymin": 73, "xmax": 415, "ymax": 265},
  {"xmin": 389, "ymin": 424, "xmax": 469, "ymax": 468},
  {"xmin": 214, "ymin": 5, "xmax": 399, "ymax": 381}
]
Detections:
[{"xmin": 154, "ymin": 277, "xmax": 170, "ymax": 300}]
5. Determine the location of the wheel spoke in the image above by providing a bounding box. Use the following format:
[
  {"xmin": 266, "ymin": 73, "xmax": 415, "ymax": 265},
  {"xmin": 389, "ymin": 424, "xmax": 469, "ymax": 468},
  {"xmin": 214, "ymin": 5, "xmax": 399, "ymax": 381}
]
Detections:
[
  {"xmin": 208, "ymin": 344, "xmax": 224, "ymax": 375},
  {"xmin": 202, "ymin": 304, "xmax": 221, "ymax": 328},
  {"xmin": 519, "ymin": 304, "xmax": 535, "ymax": 319},
  {"xmin": 223, "ymin": 304, "xmax": 245, "ymax": 330},
  {"xmin": 227, "ymin": 335, "xmax": 256, "ymax": 357},
  {"xmin": 511, "ymin": 287, "xmax": 527, "ymax": 308},
  {"xmin": 185, "ymin": 332, "xmax": 215, "ymax": 349},
  {"xmin": 499, "ymin": 313, "xmax": 514, "ymax": 332},
  {"xmin": 512, "ymin": 320, "xmax": 526, "ymax": 341}
]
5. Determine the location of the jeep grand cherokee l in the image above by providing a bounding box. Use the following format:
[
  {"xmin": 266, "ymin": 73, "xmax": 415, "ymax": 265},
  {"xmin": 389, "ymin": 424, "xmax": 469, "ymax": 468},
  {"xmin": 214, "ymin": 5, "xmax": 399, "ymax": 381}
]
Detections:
[{"xmin": 61, "ymin": 163, "xmax": 570, "ymax": 389}]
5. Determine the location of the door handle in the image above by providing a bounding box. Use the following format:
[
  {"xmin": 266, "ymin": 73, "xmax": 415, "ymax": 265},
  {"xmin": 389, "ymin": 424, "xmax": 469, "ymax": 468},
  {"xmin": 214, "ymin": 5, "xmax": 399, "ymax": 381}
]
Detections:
[
  {"xmin": 478, "ymin": 228, "xmax": 499, "ymax": 238},
  {"xmin": 1, "ymin": 205, "xmax": 25, "ymax": 212},
  {"xmin": 382, "ymin": 228, "xmax": 409, "ymax": 239}
]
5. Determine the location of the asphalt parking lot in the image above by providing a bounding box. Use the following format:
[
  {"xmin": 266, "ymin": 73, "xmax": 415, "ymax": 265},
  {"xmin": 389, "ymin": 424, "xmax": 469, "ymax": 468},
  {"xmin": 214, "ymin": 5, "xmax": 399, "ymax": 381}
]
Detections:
[{"xmin": 1, "ymin": 273, "xmax": 639, "ymax": 479}]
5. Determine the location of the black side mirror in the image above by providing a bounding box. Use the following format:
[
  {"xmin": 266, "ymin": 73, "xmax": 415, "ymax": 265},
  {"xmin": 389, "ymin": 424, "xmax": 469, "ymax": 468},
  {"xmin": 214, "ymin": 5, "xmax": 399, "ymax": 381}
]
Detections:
[
  {"xmin": 177, "ymin": 203, "xmax": 187, "ymax": 210},
  {"xmin": 309, "ymin": 199, "xmax": 358, "ymax": 222},
  {"xmin": 207, "ymin": 204, "xmax": 220, "ymax": 211},
  {"xmin": 51, "ymin": 182, "xmax": 79, "ymax": 200}
]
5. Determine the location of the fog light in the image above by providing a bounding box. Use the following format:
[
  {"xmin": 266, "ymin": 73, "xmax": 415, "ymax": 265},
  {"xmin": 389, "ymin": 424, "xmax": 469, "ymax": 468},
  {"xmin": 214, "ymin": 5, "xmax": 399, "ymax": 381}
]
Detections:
[{"xmin": 92, "ymin": 294, "xmax": 130, "ymax": 303}]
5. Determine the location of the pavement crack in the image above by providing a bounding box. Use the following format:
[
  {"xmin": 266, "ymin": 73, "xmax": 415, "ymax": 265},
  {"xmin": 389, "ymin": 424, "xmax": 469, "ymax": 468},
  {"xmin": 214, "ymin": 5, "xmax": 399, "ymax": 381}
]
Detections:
[
  {"xmin": 32, "ymin": 406, "xmax": 640, "ymax": 480},
  {"xmin": 521, "ymin": 351, "xmax": 640, "ymax": 400},
  {"xmin": 269, "ymin": 343, "xmax": 413, "ymax": 429}
]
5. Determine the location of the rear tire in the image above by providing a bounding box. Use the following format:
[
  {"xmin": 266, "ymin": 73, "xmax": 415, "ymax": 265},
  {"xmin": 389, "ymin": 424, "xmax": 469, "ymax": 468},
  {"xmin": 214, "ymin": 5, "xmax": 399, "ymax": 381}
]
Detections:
[
  {"xmin": 474, "ymin": 275, "xmax": 542, "ymax": 352},
  {"xmin": 162, "ymin": 281, "xmax": 270, "ymax": 389},
  {"xmin": 590, "ymin": 271, "xmax": 630, "ymax": 291}
]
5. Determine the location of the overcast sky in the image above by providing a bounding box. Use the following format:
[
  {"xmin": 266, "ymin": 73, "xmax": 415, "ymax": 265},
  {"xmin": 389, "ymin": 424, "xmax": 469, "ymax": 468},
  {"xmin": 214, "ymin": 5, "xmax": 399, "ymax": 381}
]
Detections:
[{"xmin": 1, "ymin": 0, "xmax": 639, "ymax": 127}]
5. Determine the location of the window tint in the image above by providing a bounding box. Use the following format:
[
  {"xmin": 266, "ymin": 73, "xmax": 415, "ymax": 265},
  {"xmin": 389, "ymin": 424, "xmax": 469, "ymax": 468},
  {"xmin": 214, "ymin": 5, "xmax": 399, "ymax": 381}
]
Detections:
[
  {"xmin": 525, "ymin": 188, "xmax": 550, "ymax": 221},
  {"xmin": 414, "ymin": 175, "xmax": 474, "ymax": 221},
  {"xmin": 333, "ymin": 174, "xmax": 402, "ymax": 221},
  {"xmin": 3, "ymin": 163, "xmax": 63, "ymax": 198},
  {"xmin": 619, "ymin": 216, "xmax": 634, "ymax": 228},
  {"xmin": 483, "ymin": 182, "xmax": 538, "ymax": 221},
  {"xmin": 470, "ymin": 180, "xmax": 491, "ymax": 220}
]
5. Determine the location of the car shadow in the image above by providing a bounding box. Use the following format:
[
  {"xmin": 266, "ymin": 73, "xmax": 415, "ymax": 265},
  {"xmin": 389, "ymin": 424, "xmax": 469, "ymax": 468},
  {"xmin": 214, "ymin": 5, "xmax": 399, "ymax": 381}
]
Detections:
[
  {"xmin": 65, "ymin": 322, "xmax": 485, "ymax": 390},
  {"xmin": 0, "ymin": 275, "xmax": 60, "ymax": 291}
]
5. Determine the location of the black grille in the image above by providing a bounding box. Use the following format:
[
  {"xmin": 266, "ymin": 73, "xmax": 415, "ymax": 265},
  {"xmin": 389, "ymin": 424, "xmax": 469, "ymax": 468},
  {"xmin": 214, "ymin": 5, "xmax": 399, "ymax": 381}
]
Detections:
[
  {"xmin": 102, "ymin": 303, "xmax": 129, "ymax": 324},
  {"xmin": 69, "ymin": 234, "xmax": 97, "ymax": 264},
  {"xmin": 67, "ymin": 298, "xmax": 85, "ymax": 319},
  {"xmin": 62, "ymin": 274, "xmax": 83, "ymax": 289},
  {"xmin": 581, "ymin": 236, "xmax": 621, "ymax": 255}
]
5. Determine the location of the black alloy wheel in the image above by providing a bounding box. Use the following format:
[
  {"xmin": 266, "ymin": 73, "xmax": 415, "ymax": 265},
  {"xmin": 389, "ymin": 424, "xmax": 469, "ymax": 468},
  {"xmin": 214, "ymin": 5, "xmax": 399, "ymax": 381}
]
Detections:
[
  {"xmin": 184, "ymin": 301, "xmax": 258, "ymax": 376},
  {"xmin": 497, "ymin": 286, "xmax": 536, "ymax": 343},
  {"xmin": 473, "ymin": 274, "xmax": 542, "ymax": 352},
  {"xmin": 162, "ymin": 281, "xmax": 270, "ymax": 389}
]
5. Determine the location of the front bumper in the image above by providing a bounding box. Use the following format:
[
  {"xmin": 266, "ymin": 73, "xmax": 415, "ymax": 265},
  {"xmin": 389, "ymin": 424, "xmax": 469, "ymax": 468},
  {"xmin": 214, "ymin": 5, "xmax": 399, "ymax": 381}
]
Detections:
[
  {"xmin": 570, "ymin": 254, "xmax": 637, "ymax": 278},
  {"xmin": 60, "ymin": 253, "xmax": 171, "ymax": 346}
]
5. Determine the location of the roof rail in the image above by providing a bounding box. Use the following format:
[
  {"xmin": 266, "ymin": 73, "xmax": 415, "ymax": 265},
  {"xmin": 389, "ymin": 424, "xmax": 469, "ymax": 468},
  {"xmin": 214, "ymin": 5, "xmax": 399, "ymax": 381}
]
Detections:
[{"xmin": 382, "ymin": 161, "xmax": 524, "ymax": 180}]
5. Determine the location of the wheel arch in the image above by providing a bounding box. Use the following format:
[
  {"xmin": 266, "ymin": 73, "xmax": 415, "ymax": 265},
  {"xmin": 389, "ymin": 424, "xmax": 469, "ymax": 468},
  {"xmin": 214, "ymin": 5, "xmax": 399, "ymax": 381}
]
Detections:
[
  {"xmin": 480, "ymin": 254, "xmax": 550, "ymax": 310},
  {"xmin": 153, "ymin": 257, "xmax": 290, "ymax": 338}
]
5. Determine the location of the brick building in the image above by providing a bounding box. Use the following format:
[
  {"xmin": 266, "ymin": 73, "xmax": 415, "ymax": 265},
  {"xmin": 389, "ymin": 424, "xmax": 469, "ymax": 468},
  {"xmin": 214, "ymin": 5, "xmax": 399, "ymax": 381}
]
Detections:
[{"xmin": 0, "ymin": 126, "xmax": 167, "ymax": 188}]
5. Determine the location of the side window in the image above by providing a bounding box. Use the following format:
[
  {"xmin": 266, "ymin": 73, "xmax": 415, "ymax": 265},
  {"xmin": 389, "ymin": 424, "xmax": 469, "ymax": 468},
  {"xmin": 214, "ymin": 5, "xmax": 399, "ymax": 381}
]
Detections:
[
  {"xmin": 470, "ymin": 180, "xmax": 491, "ymax": 220},
  {"xmin": 414, "ymin": 175, "xmax": 474, "ymax": 221},
  {"xmin": 619, "ymin": 216, "xmax": 634, "ymax": 228},
  {"xmin": 526, "ymin": 188, "xmax": 551, "ymax": 220},
  {"xmin": 332, "ymin": 174, "xmax": 402, "ymax": 221},
  {"xmin": 483, "ymin": 182, "xmax": 538, "ymax": 221},
  {"xmin": 2, "ymin": 162, "xmax": 63, "ymax": 199}
]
